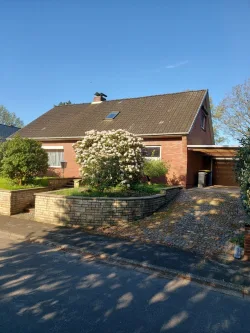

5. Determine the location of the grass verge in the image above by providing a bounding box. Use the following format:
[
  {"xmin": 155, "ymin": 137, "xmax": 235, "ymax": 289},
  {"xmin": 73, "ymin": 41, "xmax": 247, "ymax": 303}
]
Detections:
[{"xmin": 0, "ymin": 177, "xmax": 53, "ymax": 190}]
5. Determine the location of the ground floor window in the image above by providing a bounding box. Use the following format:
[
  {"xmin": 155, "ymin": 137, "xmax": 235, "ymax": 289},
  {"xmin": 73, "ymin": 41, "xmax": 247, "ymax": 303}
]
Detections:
[
  {"xmin": 42, "ymin": 146, "xmax": 64, "ymax": 167},
  {"xmin": 143, "ymin": 146, "xmax": 161, "ymax": 160}
]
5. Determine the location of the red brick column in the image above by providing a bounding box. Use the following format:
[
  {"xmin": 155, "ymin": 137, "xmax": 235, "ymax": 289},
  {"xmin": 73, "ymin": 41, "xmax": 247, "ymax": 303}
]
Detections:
[
  {"xmin": 181, "ymin": 136, "xmax": 188, "ymax": 187},
  {"xmin": 244, "ymin": 226, "xmax": 250, "ymax": 260}
]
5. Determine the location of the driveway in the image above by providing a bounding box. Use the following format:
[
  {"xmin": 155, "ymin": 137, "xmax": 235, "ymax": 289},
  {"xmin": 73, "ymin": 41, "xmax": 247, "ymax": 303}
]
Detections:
[
  {"xmin": 1, "ymin": 233, "xmax": 250, "ymax": 333},
  {"xmin": 94, "ymin": 187, "xmax": 247, "ymax": 258}
]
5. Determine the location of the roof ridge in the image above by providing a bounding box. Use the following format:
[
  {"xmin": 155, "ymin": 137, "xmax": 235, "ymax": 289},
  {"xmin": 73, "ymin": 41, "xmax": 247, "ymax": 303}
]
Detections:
[
  {"xmin": 55, "ymin": 89, "xmax": 207, "ymax": 107},
  {"xmin": 107, "ymin": 89, "xmax": 207, "ymax": 102}
]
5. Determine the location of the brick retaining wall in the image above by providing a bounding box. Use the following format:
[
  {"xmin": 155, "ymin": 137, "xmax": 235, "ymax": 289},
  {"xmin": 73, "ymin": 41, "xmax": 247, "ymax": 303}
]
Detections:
[
  {"xmin": 0, "ymin": 191, "xmax": 12, "ymax": 215},
  {"xmin": 0, "ymin": 188, "xmax": 47, "ymax": 216},
  {"xmin": 47, "ymin": 178, "xmax": 74, "ymax": 190},
  {"xmin": 0, "ymin": 178, "xmax": 75, "ymax": 216},
  {"xmin": 34, "ymin": 186, "xmax": 182, "ymax": 227}
]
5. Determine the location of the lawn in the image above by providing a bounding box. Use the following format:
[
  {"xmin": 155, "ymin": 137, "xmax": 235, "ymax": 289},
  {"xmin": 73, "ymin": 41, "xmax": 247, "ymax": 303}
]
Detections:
[
  {"xmin": 0, "ymin": 177, "xmax": 52, "ymax": 190},
  {"xmin": 54, "ymin": 183, "xmax": 166, "ymax": 197}
]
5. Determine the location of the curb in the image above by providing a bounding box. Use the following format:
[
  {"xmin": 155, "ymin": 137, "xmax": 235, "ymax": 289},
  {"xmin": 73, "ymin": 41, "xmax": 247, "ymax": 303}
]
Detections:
[{"xmin": 26, "ymin": 235, "xmax": 250, "ymax": 298}]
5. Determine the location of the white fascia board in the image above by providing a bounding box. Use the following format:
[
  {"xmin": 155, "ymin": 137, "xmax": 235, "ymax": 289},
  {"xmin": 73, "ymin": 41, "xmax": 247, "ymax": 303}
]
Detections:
[{"xmin": 187, "ymin": 145, "xmax": 240, "ymax": 148}]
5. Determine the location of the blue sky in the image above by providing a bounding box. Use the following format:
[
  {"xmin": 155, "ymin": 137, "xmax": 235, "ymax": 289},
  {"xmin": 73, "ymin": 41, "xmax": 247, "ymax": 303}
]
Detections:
[{"xmin": 0, "ymin": 0, "xmax": 250, "ymax": 130}]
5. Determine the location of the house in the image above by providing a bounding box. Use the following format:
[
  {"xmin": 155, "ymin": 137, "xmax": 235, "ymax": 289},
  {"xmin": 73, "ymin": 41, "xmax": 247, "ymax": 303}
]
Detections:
[
  {"xmin": 0, "ymin": 124, "xmax": 20, "ymax": 141},
  {"xmin": 16, "ymin": 90, "xmax": 239, "ymax": 187}
]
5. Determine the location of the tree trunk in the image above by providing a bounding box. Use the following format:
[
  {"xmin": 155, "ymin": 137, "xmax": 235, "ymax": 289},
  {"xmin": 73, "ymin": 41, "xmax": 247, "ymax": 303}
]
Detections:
[{"xmin": 146, "ymin": 175, "xmax": 151, "ymax": 185}]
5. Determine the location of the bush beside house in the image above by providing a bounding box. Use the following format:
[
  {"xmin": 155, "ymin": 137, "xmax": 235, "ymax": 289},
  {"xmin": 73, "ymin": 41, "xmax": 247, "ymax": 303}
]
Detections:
[
  {"xmin": 0, "ymin": 136, "xmax": 48, "ymax": 185},
  {"xmin": 235, "ymin": 134, "xmax": 250, "ymax": 259},
  {"xmin": 73, "ymin": 129, "xmax": 144, "ymax": 191},
  {"xmin": 235, "ymin": 134, "xmax": 250, "ymax": 219},
  {"xmin": 143, "ymin": 159, "xmax": 169, "ymax": 184}
]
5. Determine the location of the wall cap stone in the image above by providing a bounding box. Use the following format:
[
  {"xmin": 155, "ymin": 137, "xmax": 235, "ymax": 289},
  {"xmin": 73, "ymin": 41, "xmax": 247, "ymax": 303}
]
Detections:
[
  {"xmin": 0, "ymin": 187, "xmax": 46, "ymax": 193},
  {"xmin": 34, "ymin": 186, "xmax": 182, "ymax": 201}
]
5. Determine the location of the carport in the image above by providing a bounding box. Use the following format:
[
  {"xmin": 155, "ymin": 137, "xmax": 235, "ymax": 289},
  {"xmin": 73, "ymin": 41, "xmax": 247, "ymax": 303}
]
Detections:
[{"xmin": 187, "ymin": 145, "xmax": 239, "ymax": 187}]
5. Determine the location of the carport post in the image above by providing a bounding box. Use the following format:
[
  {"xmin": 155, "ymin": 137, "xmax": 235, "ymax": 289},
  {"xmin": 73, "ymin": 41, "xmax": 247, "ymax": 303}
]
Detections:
[{"xmin": 210, "ymin": 158, "xmax": 213, "ymax": 186}]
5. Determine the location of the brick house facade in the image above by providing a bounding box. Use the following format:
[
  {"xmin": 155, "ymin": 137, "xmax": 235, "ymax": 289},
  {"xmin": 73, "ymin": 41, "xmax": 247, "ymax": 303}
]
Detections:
[{"xmin": 16, "ymin": 90, "xmax": 224, "ymax": 188}]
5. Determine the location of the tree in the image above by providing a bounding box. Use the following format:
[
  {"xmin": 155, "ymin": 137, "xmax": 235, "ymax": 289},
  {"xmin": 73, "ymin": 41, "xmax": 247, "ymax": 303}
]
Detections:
[
  {"xmin": 217, "ymin": 79, "xmax": 250, "ymax": 139},
  {"xmin": 209, "ymin": 98, "xmax": 225, "ymax": 144},
  {"xmin": 0, "ymin": 136, "xmax": 48, "ymax": 185},
  {"xmin": 73, "ymin": 130, "xmax": 144, "ymax": 191},
  {"xmin": 0, "ymin": 105, "xmax": 24, "ymax": 128},
  {"xmin": 143, "ymin": 159, "xmax": 168, "ymax": 184},
  {"xmin": 55, "ymin": 100, "xmax": 72, "ymax": 106},
  {"xmin": 0, "ymin": 141, "xmax": 5, "ymax": 168}
]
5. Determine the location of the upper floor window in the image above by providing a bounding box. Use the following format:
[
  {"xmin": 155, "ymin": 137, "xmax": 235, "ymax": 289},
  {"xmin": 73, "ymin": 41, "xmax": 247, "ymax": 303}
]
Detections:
[
  {"xmin": 143, "ymin": 146, "xmax": 161, "ymax": 160},
  {"xmin": 201, "ymin": 113, "xmax": 207, "ymax": 130}
]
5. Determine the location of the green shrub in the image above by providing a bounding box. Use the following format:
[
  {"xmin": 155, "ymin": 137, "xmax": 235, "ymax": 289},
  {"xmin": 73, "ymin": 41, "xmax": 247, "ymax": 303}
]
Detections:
[
  {"xmin": 235, "ymin": 134, "xmax": 250, "ymax": 220},
  {"xmin": 143, "ymin": 159, "xmax": 168, "ymax": 182},
  {"xmin": 0, "ymin": 136, "xmax": 48, "ymax": 185},
  {"xmin": 230, "ymin": 234, "xmax": 245, "ymax": 248},
  {"xmin": 0, "ymin": 142, "xmax": 4, "ymax": 171}
]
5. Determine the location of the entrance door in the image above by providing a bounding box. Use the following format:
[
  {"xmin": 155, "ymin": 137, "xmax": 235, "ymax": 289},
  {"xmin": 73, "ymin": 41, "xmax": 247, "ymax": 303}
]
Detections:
[{"xmin": 212, "ymin": 159, "xmax": 238, "ymax": 186}]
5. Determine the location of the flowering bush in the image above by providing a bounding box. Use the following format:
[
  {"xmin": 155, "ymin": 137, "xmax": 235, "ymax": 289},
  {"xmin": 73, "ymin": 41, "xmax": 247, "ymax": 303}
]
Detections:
[{"xmin": 73, "ymin": 130, "xmax": 144, "ymax": 191}]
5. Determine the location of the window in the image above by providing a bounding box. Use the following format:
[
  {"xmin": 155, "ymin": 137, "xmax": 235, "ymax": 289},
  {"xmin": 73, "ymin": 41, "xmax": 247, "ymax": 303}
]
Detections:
[
  {"xmin": 201, "ymin": 113, "xmax": 206, "ymax": 130},
  {"xmin": 42, "ymin": 146, "xmax": 64, "ymax": 167},
  {"xmin": 143, "ymin": 146, "xmax": 161, "ymax": 160},
  {"xmin": 105, "ymin": 111, "xmax": 119, "ymax": 120}
]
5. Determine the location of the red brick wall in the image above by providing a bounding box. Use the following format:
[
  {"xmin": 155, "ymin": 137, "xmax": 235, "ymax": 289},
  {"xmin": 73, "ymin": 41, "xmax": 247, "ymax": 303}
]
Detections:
[
  {"xmin": 143, "ymin": 137, "xmax": 187, "ymax": 186},
  {"xmin": 41, "ymin": 141, "xmax": 80, "ymax": 178},
  {"xmin": 187, "ymin": 108, "xmax": 214, "ymax": 145},
  {"xmin": 245, "ymin": 226, "xmax": 250, "ymax": 261},
  {"xmin": 41, "ymin": 137, "xmax": 189, "ymax": 186}
]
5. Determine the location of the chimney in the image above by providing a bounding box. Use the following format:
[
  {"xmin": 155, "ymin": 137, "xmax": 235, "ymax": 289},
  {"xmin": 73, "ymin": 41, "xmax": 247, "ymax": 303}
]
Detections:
[{"xmin": 92, "ymin": 92, "xmax": 107, "ymax": 103}]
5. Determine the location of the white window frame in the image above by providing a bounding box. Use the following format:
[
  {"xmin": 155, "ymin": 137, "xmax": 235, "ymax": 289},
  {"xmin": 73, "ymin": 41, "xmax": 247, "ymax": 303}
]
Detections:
[
  {"xmin": 144, "ymin": 146, "xmax": 161, "ymax": 160},
  {"xmin": 42, "ymin": 146, "xmax": 64, "ymax": 168}
]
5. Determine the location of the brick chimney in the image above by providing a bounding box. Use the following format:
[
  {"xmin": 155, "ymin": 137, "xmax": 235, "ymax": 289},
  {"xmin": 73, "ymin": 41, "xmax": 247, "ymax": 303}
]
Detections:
[{"xmin": 92, "ymin": 92, "xmax": 107, "ymax": 103}]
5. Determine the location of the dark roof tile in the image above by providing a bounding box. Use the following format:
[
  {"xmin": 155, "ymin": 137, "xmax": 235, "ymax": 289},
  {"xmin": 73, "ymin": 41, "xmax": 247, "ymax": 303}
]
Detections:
[{"xmin": 17, "ymin": 90, "xmax": 207, "ymax": 138}]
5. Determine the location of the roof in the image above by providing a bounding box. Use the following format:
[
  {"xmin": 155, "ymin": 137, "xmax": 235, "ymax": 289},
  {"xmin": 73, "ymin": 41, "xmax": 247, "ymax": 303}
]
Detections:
[
  {"xmin": 17, "ymin": 89, "xmax": 207, "ymax": 139},
  {"xmin": 0, "ymin": 124, "xmax": 20, "ymax": 141},
  {"xmin": 187, "ymin": 145, "xmax": 239, "ymax": 157}
]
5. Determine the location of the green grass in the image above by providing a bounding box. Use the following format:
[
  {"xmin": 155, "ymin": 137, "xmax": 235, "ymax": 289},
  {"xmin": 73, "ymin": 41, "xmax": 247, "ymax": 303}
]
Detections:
[
  {"xmin": 54, "ymin": 183, "xmax": 167, "ymax": 197},
  {"xmin": 0, "ymin": 177, "xmax": 53, "ymax": 190}
]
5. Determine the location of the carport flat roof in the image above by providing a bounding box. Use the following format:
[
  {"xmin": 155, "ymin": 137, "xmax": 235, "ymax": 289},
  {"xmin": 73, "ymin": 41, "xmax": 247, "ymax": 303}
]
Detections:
[{"xmin": 187, "ymin": 145, "xmax": 239, "ymax": 157}]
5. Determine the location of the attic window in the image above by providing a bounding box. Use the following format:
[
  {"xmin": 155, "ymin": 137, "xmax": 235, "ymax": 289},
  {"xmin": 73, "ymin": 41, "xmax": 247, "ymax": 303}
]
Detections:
[
  {"xmin": 201, "ymin": 113, "xmax": 207, "ymax": 130},
  {"xmin": 105, "ymin": 111, "xmax": 119, "ymax": 120}
]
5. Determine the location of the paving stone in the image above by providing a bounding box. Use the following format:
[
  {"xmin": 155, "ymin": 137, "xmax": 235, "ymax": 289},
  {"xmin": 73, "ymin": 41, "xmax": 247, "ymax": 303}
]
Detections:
[{"xmin": 92, "ymin": 187, "xmax": 247, "ymax": 258}]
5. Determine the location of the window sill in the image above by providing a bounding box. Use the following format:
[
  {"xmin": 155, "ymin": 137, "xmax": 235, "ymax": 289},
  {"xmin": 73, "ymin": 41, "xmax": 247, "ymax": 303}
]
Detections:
[
  {"xmin": 145, "ymin": 157, "xmax": 161, "ymax": 160},
  {"xmin": 49, "ymin": 166, "xmax": 62, "ymax": 168}
]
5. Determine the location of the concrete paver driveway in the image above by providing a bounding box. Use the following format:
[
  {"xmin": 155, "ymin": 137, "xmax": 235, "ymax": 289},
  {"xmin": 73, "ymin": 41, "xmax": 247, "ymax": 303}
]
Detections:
[{"xmin": 94, "ymin": 186, "xmax": 247, "ymax": 258}]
